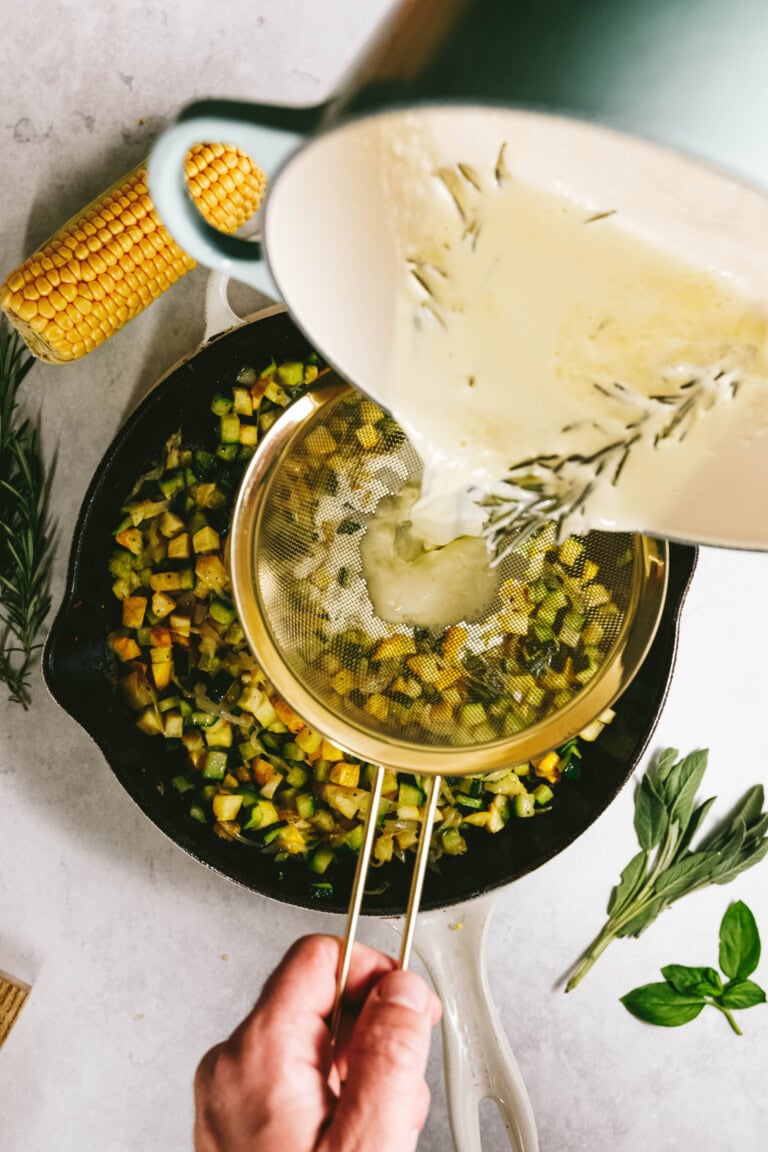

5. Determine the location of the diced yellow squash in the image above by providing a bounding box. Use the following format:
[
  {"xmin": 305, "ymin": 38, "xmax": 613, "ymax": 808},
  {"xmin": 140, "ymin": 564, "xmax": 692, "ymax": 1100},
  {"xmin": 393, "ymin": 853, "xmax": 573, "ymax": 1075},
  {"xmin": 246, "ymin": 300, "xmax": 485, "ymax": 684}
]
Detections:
[
  {"xmin": 212, "ymin": 792, "xmax": 243, "ymax": 822},
  {"xmin": 150, "ymin": 626, "xmax": 172, "ymax": 647},
  {"xmin": 372, "ymin": 633, "xmax": 417, "ymax": 661},
  {"xmin": 151, "ymin": 591, "xmax": 176, "ymax": 619},
  {"xmin": 167, "ymin": 533, "xmax": 191, "ymax": 560},
  {"xmin": 324, "ymin": 784, "xmax": 367, "ymax": 819},
  {"xmin": 181, "ymin": 729, "xmax": 205, "ymax": 756},
  {"xmin": 192, "ymin": 526, "xmax": 220, "ymax": 554},
  {"xmin": 195, "ymin": 555, "xmax": 229, "ymax": 594},
  {"xmin": 441, "ymin": 625, "xmax": 468, "ymax": 662},
  {"xmin": 321, "ymin": 740, "xmax": 344, "ymax": 761},
  {"xmin": 163, "ymin": 711, "xmax": 184, "ymax": 739},
  {"xmin": 305, "ymin": 427, "xmax": 336, "ymax": 456},
  {"xmin": 121, "ymin": 595, "xmax": 147, "ymax": 630},
  {"xmin": 582, "ymin": 559, "xmax": 600, "ymax": 582},
  {"xmin": 463, "ymin": 810, "xmax": 491, "ymax": 828},
  {"xmin": 276, "ymin": 825, "xmax": 307, "ymax": 854},
  {"xmin": 253, "ymin": 696, "xmax": 278, "ymax": 728},
  {"xmin": 374, "ymin": 834, "xmax": 394, "ymax": 864},
  {"xmin": 359, "ymin": 400, "xmax": 384, "ymax": 423},
  {"xmin": 205, "ymin": 718, "xmax": 233, "ymax": 748},
  {"xmin": 391, "ymin": 675, "xmax": 421, "ymax": 699},
  {"xmin": 136, "ymin": 706, "xmax": 163, "ymax": 736},
  {"xmin": 408, "ymin": 653, "xmax": 441, "ymax": 683},
  {"xmin": 435, "ymin": 666, "xmax": 463, "ymax": 691},
  {"xmin": 363, "ymin": 694, "xmax": 389, "ymax": 722},
  {"xmin": 121, "ymin": 668, "xmax": 154, "ymax": 711},
  {"xmin": 355, "ymin": 423, "xmax": 380, "ymax": 449},
  {"xmin": 329, "ymin": 761, "xmax": 360, "ymax": 788},
  {"xmin": 532, "ymin": 751, "xmax": 562, "ymax": 783},
  {"xmin": 232, "ymin": 386, "xmax": 253, "ymax": 416},
  {"xmin": 150, "ymin": 654, "xmax": 173, "ymax": 686},
  {"xmin": 239, "ymin": 423, "xmax": 259, "ymax": 446},
  {"xmin": 559, "ymin": 537, "xmax": 585, "ymax": 566},
  {"xmin": 252, "ymin": 757, "xmax": 278, "ymax": 787},
  {"xmin": 111, "ymin": 635, "xmax": 142, "ymax": 662},
  {"xmin": 115, "ymin": 527, "xmax": 143, "ymax": 555},
  {"xmin": 238, "ymin": 682, "xmax": 265, "ymax": 715},
  {"xmin": 498, "ymin": 607, "xmax": 530, "ymax": 634},
  {"xmin": 169, "ymin": 612, "xmax": 191, "ymax": 637},
  {"xmin": 295, "ymin": 726, "xmax": 323, "ymax": 758},
  {"xmin": 331, "ymin": 668, "xmax": 355, "ymax": 695},
  {"xmin": 150, "ymin": 571, "xmax": 185, "ymax": 592},
  {"xmin": 159, "ymin": 511, "xmax": 186, "ymax": 539},
  {"xmin": 271, "ymin": 696, "xmax": 305, "ymax": 733}
]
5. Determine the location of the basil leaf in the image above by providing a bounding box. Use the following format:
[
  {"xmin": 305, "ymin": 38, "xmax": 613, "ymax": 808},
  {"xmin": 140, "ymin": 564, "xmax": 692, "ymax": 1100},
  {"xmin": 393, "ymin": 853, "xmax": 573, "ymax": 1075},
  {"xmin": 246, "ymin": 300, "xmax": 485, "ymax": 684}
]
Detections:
[
  {"xmin": 719, "ymin": 901, "xmax": 761, "ymax": 979},
  {"xmin": 719, "ymin": 979, "xmax": 767, "ymax": 1010},
  {"xmin": 607, "ymin": 850, "xmax": 648, "ymax": 916},
  {"xmin": 661, "ymin": 964, "xmax": 722, "ymax": 998},
  {"xmin": 621, "ymin": 982, "xmax": 705, "ymax": 1027},
  {"xmin": 634, "ymin": 776, "xmax": 668, "ymax": 851}
]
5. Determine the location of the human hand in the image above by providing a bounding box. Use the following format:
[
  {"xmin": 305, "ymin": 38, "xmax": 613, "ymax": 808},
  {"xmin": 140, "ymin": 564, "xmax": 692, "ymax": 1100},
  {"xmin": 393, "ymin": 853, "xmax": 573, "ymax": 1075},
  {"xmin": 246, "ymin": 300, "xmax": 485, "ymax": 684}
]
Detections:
[{"xmin": 194, "ymin": 934, "xmax": 442, "ymax": 1152}]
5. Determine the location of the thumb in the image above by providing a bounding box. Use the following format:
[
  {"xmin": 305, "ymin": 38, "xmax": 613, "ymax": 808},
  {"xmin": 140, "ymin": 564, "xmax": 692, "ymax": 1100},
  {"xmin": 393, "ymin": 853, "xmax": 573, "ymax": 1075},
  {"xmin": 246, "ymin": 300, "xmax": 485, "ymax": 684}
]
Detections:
[{"xmin": 323, "ymin": 970, "xmax": 441, "ymax": 1152}]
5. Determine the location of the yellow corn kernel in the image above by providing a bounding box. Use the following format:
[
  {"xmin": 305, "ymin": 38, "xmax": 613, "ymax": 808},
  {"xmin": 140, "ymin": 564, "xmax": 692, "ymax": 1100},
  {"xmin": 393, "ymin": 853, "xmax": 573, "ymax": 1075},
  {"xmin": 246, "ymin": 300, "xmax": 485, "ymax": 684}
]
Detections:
[{"xmin": 1, "ymin": 145, "xmax": 266, "ymax": 364}]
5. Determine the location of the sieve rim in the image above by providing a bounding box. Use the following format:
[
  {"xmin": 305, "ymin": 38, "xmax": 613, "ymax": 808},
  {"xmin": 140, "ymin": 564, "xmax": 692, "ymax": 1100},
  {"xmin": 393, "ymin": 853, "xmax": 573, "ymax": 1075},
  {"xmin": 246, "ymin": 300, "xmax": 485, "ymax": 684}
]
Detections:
[{"xmin": 230, "ymin": 380, "xmax": 669, "ymax": 775}]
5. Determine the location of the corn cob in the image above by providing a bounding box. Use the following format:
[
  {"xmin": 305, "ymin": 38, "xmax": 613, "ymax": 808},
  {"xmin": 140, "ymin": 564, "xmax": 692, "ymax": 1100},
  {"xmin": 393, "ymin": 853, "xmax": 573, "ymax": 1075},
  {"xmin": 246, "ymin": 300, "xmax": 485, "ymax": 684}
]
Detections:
[{"xmin": 1, "ymin": 144, "xmax": 267, "ymax": 364}]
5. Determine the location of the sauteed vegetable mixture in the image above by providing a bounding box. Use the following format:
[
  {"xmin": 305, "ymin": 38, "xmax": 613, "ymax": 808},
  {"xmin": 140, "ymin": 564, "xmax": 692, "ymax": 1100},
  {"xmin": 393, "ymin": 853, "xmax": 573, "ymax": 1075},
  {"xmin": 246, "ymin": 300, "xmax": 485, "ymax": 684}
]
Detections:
[{"xmin": 107, "ymin": 355, "xmax": 613, "ymax": 894}]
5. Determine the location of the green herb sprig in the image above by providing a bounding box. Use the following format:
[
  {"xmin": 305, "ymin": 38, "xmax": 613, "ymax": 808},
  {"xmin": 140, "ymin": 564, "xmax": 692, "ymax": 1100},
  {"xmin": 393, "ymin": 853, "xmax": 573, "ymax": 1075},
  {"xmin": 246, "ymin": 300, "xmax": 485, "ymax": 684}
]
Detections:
[
  {"xmin": 621, "ymin": 900, "xmax": 766, "ymax": 1034},
  {"xmin": 0, "ymin": 318, "xmax": 54, "ymax": 707},
  {"xmin": 566, "ymin": 748, "xmax": 768, "ymax": 991}
]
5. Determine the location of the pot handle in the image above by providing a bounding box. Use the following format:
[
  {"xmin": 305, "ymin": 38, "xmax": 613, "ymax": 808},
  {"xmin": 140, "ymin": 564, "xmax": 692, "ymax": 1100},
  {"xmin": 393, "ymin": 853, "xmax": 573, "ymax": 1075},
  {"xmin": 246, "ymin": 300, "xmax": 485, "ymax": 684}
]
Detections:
[
  {"xmin": 203, "ymin": 270, "xmax": 285, "ymax": 343},
  {"xmin": 414, "ymin": 893, "xmax": 539, "ymax": 1152},
  {"xmin": 148, "ymin": 100, "xmax": 305, "ymax": 290}
]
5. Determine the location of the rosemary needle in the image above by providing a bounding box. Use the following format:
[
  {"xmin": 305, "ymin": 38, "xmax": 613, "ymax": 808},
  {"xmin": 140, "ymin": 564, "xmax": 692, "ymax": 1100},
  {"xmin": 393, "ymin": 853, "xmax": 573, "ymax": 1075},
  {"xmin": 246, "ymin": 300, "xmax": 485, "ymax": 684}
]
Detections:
[{"xmin": 0, "ymin": 317, "xmax": 55, "ymax": 708}]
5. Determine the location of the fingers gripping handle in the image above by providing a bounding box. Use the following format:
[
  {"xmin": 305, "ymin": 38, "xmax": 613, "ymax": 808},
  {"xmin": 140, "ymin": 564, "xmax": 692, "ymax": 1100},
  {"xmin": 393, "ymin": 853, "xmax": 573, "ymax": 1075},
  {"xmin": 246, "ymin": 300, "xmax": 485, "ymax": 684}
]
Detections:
[
  {"xmin": 415, "ymin": 895, "xmax": 539, "ymax": 1152},
  {"xmin": 148, "ymin": 102, "xmax": 302, "ymax": 288}
]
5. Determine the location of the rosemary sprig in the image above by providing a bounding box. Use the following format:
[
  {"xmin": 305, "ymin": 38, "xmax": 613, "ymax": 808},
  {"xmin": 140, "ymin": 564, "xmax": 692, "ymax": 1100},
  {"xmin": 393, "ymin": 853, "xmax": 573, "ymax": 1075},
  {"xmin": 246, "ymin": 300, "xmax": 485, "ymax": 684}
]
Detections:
[
  {"xmin": 565, "ymin": 749, "xmax": 768, "ymax": 991},
  {"xmin": 482, "ymin": 366, "xmax": 742, "ymax": 563},
  {"xmin": 0, "ymin": 317, "xmax": 55, "ymax": 707}
]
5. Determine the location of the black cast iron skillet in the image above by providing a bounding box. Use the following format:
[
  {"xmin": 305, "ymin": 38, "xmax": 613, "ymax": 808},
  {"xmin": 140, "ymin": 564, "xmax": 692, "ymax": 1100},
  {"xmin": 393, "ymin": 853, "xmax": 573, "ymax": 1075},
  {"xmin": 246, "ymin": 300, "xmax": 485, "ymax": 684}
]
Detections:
[{"xmin": 43, "ymin": 308, "xmax": 697, "ymax": 917}]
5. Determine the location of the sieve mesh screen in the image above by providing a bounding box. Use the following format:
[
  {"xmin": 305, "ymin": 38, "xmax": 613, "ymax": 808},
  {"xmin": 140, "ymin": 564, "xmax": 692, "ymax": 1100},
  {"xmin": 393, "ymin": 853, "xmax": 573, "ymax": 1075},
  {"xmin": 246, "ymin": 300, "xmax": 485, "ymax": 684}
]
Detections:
[{"xmin": 248, "ymin": 389, "xmax": 638, "ymax": 752}]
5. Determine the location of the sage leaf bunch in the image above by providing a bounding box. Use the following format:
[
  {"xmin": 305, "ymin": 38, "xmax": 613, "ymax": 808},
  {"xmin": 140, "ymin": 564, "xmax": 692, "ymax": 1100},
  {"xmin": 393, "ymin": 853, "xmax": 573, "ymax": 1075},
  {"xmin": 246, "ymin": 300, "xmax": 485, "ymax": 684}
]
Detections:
[
  {"xmin": 566, "ymin": 749, "xmax": 768, "ymax": 990},
  {"xmin": 621, "ymin": 901, "xmax": 765, "ymax": 1035}
]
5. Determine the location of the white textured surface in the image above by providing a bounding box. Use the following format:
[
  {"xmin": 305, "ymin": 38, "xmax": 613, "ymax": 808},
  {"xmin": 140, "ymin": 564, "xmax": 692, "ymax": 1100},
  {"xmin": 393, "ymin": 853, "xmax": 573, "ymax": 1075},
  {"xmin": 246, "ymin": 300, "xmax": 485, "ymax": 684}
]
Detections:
[{"xmin": 2, "ymin": 3, "xmax": 768, "ymax": 1151}]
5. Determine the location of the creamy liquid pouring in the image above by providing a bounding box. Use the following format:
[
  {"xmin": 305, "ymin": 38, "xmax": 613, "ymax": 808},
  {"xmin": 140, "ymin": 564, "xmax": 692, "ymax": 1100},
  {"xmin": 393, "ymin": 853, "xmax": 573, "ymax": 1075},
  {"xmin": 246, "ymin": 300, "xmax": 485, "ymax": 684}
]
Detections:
[{"xmin": 367, "ymin": 123, "xmax": 768, "ymax": 548}]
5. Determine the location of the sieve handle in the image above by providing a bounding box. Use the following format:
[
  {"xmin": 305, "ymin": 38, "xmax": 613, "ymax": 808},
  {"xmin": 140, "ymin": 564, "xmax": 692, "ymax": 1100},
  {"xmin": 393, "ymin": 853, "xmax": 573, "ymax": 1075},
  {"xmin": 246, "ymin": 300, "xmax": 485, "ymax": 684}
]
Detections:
[{"xmin": 415, "ymin": 894, "xmax": 539, "ymax": 1152}]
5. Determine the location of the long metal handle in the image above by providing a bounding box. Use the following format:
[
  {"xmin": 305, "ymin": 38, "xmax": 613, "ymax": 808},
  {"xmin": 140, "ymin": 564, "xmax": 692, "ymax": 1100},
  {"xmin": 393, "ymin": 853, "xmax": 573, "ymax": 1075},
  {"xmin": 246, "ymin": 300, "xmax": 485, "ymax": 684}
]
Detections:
[
  {"xmin": 330, "ymin": 761, "xmax": 385, "ymax": 1041},
  {"xmin": 330, "ymin": 769, "xmax": 441, "ymax": 1037},
  {"xmin": 399, "ymin": 773, "xmax": 441, "ymax": 970}
]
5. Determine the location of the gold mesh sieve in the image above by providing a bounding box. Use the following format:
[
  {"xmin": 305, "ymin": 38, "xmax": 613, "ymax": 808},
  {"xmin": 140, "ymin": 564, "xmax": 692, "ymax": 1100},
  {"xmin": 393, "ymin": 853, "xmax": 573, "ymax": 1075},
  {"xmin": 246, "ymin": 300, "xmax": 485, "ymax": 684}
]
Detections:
[
  {"xmin": 229, "ymin": 377, "xmax": 668, "ymax": 1011},
  {"xmin": 230, "ymin": 379, "xmax": 668, "ymax": 771}
]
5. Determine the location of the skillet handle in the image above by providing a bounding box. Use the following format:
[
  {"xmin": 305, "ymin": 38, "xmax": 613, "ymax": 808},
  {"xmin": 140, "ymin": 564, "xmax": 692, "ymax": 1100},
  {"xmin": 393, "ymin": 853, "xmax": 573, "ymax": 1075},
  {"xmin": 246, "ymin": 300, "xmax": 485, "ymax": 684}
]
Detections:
[
  {"xmin": 415, "ymin": 893, "xmax": 539, "ymax": 1152},
  {"xmin": 203, "ymin": 270, "xmax": 284, "ymax": 343}
]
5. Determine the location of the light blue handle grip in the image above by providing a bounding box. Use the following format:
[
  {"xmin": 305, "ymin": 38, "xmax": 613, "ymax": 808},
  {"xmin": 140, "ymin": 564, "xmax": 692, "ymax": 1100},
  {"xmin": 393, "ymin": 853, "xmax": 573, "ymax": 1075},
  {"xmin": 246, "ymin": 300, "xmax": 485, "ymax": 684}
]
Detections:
[{"xmin": 148, "ymin": 102, "xmax": 304, "ymax": 297}]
